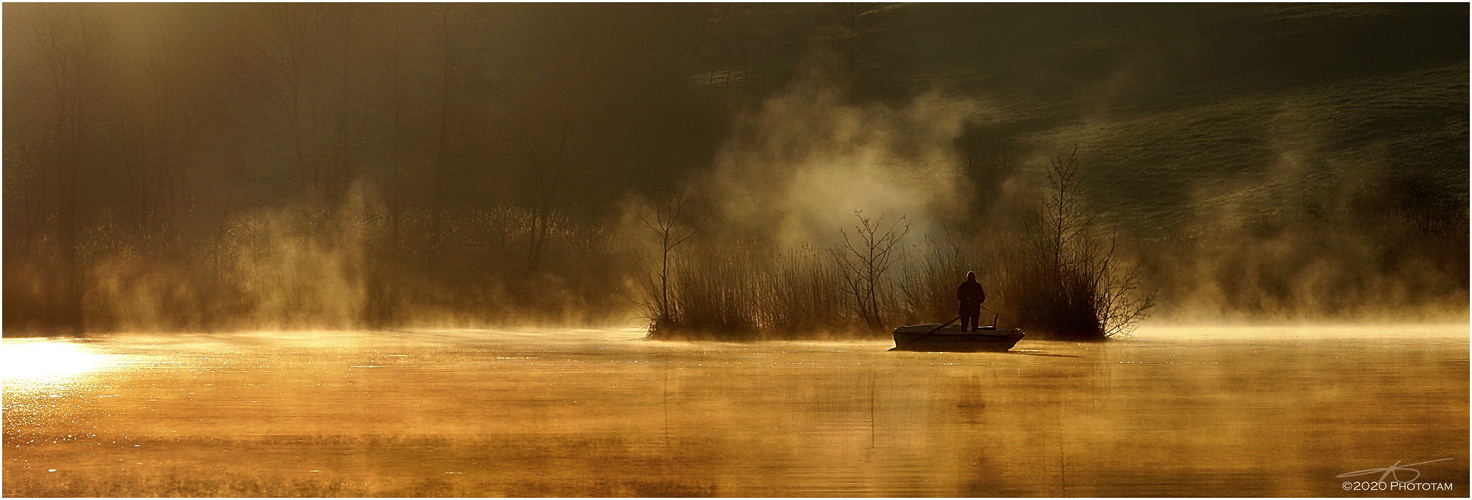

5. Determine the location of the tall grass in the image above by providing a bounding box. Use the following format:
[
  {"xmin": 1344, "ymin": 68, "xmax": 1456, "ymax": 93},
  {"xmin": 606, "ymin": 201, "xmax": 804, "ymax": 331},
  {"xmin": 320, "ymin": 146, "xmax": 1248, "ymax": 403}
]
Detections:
[
  {"xmin": 647, "ymin": 243, "xmax": 854, "ymax": 339},
  {"xmin": 896, "ymin": 232, "xmax": 978, "ymax": 326},
  {"xmin": 7, "ymin": 151, "xmax": 1156, "ymax": 339},
  {"xmin": 642, "ymin": 151, "xmax": 1157, "ymax": 341},
  {"xmin": 4, "ymin": 197, "xmax": 639, "ymax": 335}
]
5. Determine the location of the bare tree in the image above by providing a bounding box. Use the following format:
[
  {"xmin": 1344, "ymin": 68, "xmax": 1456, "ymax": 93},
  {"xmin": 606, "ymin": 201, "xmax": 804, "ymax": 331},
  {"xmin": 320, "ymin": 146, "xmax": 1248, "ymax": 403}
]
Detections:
[
  {"xmin": 517, "ymin": 119, "xmax": 571, "ymax": 273},
  {"xmin": 426, "ymin": 4, "xmax": 478, "ymax": 253},
  {"xmin": 364, "ymin": 3, "xmax": 409, "ymax": 329},
  {"xmin": 20, "ymin": 4, "xmax": 109, "ymax": 334},
  {"xmin": 121, "ymin": 22, "xmax": 212, "ymax": 253},
  {"xmin": 1040, "ymin": 146, "xmax": 1098, "ymax": 273},
  {"xmin": 385, "ymin": 3, "xmax": 407, "ymax": 255},
  {"xmin": 640, "ymin": 191, "xmax": 710, "ymax": 324},
  {"xmin": 232, "ymin": 5, "xmax": 315, "ymax": 197},
  {"xmin": 325, "ymin": 4, "xmax": 368, "ymax": 210},
  {"xmin": 1086, "ymin": 227, "xmax": 1156, "ymax": 337},
  {"xmin": 232, "ymin": 4, "xmax": 369, "ymax": 215},
  {"xmin": 834, "ymin": 210, "xmax": 910, "ymax": 328},
  {"xmin": 1016, "ymin": 146, "xmax": 1155, "ymax": 338}
]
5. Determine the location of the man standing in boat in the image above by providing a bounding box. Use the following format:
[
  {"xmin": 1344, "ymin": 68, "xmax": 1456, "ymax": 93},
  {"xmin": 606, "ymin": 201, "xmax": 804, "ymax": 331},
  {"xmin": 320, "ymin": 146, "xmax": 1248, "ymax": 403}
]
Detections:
[{"xmin": 957, "ymin": 272, "xmax": 986, "ymax": 332}]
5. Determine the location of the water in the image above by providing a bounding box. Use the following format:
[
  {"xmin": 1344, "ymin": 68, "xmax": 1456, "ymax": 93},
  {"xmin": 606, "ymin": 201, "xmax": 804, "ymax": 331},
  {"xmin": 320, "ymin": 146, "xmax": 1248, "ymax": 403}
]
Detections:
[{"xmin": 4, "ymin": 325, "xmax": 1467, "ymax": 496}]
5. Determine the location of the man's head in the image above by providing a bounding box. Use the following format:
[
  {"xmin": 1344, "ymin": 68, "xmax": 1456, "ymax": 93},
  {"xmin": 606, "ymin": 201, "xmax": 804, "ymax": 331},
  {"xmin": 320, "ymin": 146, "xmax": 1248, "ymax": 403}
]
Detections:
[{"xmin": 966, "ymin": 271, "xmax": 976, "ymax": 282}]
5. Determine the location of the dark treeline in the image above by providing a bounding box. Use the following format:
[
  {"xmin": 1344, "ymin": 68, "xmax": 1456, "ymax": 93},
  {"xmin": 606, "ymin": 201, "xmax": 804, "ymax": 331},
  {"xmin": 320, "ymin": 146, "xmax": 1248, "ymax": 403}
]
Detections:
[
  {"xmin": 4, "ymin": 4, "xmax": 1467, "ymax": 337},
  {"xmin": 1, "ymin": 3, "xmax": 918, "ymax": 334}
]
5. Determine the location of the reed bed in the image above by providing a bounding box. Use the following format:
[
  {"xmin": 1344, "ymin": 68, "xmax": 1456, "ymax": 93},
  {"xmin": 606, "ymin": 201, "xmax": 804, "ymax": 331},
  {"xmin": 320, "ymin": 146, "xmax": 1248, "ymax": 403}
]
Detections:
[
  {"xmin": 648, "ymin": 243, "xmax": 857, "ymax": 339},
  {"xmin": 5, "ymin": 202, "xmax": 637, "ymax": 334}
]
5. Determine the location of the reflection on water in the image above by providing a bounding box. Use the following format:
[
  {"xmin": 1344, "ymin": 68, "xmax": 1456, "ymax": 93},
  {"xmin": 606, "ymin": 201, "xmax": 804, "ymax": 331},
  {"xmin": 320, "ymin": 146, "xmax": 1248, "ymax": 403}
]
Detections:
[
  {"xmin": 1, "ymin": 340, "xmax": 112, "ymax": 384},
  {"xmin": 3, "ymin": 325, "xmax": 1468, "ymax": 496}
]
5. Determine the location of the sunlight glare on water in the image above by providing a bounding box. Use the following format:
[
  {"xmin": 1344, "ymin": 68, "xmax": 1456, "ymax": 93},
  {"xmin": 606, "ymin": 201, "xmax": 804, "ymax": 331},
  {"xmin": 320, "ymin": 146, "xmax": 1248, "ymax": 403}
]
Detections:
[{"xmin": 0, "ymin": 340, "xmax": 109, "ymax": 383}]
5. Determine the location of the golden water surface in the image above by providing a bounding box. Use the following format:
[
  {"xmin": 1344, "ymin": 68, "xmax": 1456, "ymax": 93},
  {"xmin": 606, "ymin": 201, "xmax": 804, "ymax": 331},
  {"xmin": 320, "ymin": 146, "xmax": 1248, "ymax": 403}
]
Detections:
[{"xmin": 3, "ymin": 325, "xmax": 1467, "ymax": 496}]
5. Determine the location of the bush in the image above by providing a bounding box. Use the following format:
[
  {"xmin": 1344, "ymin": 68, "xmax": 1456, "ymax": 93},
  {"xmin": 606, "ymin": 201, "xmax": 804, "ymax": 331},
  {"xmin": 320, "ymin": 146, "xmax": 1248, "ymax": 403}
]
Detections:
[
  {"xmin": 1000, "ymin": 148, "xmax": 1155, "ymax": 339},
  {"xmin": 641, "ymin": 149, "xmax": 1157, "ymax": 341}
]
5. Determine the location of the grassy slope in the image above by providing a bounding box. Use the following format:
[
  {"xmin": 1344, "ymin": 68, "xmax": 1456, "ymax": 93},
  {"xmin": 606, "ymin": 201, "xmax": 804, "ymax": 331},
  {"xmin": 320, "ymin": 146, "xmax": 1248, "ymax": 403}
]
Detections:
[{"xmin": 879, "ymin": 4, "xmax": 1468, "ymax": 320}]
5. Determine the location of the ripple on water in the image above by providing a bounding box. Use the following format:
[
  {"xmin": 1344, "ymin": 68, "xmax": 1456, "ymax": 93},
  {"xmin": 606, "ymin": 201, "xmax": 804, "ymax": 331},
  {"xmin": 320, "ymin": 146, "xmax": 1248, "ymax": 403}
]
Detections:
[{"xmin": 2, "ymin": 326, "xmax": 1467, "ymax": 496}]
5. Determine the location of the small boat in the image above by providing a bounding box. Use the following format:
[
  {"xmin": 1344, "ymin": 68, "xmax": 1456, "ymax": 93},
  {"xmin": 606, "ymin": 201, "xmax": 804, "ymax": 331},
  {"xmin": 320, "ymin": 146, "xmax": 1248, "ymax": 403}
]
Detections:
[{"xmin": 891, "ymin": 324, "xmax": 1025, "ymax": 352}]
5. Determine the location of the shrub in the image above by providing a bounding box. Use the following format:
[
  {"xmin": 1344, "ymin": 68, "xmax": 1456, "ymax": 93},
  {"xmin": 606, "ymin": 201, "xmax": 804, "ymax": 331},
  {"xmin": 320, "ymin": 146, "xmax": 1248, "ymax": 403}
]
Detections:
[{"xmin": 1002, "ymin": 148, "xmax": 1155, "ymax": 339}]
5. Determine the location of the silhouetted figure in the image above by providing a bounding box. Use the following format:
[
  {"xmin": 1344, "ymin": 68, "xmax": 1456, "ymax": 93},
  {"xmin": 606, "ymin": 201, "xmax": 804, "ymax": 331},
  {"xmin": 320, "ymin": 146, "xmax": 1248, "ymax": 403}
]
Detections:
[{"xmin": 956, "ymin": 271, "xmax": 986, "ymax": 332}]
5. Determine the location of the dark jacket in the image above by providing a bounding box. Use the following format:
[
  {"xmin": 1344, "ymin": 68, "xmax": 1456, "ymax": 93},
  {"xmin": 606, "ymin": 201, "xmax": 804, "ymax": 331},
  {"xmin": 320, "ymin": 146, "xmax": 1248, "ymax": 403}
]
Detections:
[{"xmin": 957, "ymin": 280, "xmax": 985, "ymax": 310}]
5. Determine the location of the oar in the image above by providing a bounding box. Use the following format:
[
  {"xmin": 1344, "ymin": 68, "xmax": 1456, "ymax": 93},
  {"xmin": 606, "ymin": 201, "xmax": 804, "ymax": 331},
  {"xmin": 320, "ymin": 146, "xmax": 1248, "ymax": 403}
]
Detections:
[
  {"xmin": 924, "ymin": 315, "xmax": 964, "ymax": 335},
  {"xmin": 888, "ymin": 315, "xmax": 963, "ymax": 351}
]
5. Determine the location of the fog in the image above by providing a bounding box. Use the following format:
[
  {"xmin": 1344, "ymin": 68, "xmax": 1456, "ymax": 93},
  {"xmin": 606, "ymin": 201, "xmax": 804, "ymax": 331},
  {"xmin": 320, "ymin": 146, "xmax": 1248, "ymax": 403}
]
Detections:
[
  {"xmin": 4, "ymin": 3, "xmax": 1466, "ymax": 335},
  {"xmin": 706, "ymin": 70, "xmax": 979, "ymax": 249},
  {"xmin": 4, "ymin": 326, "xmax": 1467, "ymax": 495}
]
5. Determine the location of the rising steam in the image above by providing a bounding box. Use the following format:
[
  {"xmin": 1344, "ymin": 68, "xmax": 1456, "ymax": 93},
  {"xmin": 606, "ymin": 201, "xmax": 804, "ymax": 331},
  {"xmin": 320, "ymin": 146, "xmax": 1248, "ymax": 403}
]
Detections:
[{"xmin": 706, "ymin": 72, "xmax": 982, "ymax": 248}]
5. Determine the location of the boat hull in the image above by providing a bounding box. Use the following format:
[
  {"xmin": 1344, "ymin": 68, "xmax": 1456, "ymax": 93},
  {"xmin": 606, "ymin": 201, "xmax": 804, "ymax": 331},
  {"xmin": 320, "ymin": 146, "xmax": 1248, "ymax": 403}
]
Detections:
[{"xmin": 891, "ymin": 325, "xmax": 1025, "ymax": 352}]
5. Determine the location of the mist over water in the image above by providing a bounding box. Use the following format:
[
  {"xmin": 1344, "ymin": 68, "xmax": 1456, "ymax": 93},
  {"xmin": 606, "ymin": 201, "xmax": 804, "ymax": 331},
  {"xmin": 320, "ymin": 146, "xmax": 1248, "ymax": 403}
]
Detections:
[
  {"xmin": 4, "ymin": 4, "xmax": 1466, "ymax": 497},
  {"xmin": 4, "ymin": 325, "xmax": 1467, "ymax": 496}
]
